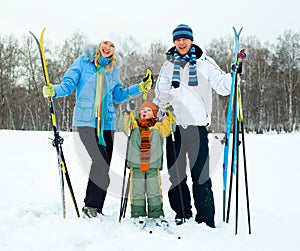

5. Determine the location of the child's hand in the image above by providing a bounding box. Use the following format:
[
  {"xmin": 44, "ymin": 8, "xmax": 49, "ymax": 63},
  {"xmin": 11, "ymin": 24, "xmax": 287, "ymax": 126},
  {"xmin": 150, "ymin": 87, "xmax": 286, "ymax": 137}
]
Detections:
[
  {"xmin": 129, "ymin": 99, "xmax": 136, "ymax": 110},
  {"xmin": 165, "ymin": 103, "xmax": 174, "ymax": 112}
]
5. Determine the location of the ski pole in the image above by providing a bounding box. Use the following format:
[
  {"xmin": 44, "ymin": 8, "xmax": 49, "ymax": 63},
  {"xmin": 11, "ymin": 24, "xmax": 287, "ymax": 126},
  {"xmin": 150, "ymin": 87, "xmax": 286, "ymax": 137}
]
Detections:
[{"xmin": 119, "ymin": 98, "xmax": 136, "ymax": 222}]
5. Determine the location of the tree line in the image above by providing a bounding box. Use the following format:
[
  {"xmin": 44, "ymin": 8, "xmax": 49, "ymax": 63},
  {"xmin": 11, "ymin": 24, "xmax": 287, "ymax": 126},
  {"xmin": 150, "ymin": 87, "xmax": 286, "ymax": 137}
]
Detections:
[{"xmin": 0, "ymin": 30, "xmax": 299, "ymax": 133}]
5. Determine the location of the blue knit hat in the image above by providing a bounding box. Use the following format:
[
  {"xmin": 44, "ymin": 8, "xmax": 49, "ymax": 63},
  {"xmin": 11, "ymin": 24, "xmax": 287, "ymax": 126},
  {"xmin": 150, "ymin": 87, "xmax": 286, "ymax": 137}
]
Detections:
[{"xmin": 172, "ymin": 24, "xmax": 194, "ymax": 42}]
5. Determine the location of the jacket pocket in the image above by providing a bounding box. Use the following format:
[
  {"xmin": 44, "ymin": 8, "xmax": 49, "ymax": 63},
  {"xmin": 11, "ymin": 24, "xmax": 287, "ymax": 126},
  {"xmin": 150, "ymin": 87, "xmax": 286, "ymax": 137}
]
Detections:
[
  {"xmin": 106, "ymin": 105, "xmax": 116, "ymax": 124},
  {"xmin": 75, "ymin": 98, "xmax": 94, "ymax": 122}
]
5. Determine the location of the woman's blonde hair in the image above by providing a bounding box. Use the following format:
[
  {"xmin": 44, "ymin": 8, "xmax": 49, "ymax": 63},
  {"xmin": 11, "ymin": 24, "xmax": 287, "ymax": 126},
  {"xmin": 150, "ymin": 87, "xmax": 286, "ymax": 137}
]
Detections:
[{"xmin": 95, "ymin": 42, "xmax": 117, "ymax": 72}]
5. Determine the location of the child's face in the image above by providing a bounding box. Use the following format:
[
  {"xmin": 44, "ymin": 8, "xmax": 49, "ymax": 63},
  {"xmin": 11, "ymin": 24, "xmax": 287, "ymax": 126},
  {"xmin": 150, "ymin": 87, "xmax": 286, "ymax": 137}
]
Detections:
[{"xmin": 139, "ymin": 107, "xmax": 154, "ymax": 119}]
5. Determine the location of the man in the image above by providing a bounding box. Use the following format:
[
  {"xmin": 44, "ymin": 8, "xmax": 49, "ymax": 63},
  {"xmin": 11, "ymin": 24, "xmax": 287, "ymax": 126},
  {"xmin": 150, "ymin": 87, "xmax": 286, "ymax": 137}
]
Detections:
[{"xmin": 153, "ymin": 24, "xmax": 232, "ymax": 227}]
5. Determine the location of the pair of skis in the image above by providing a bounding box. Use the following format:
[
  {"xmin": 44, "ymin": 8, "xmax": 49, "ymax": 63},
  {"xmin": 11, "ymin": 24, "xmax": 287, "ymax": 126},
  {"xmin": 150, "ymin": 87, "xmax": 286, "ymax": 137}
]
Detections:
[
  {"xmin": 222, "ymin": 27, "xmax": 251, "ymax": 234},
  {"xmin": 29, "ymin": 28, "xmax": 80, "ymax": 218},
  {"xmin": 138, "ymin": 221, "xmax": 181, "ymax": 239}
]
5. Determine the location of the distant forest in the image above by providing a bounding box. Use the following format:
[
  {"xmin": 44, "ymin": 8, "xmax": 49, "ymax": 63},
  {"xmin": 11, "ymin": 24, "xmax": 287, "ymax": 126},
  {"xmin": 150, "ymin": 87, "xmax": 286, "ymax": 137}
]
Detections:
[{"xmin": 0, "ymin": 29, "xmax": 299, "ymax": 133}]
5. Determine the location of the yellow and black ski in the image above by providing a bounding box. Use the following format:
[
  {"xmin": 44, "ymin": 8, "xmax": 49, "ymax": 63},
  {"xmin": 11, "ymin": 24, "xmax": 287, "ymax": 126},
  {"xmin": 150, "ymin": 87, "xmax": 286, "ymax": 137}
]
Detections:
[{"xmin": 29, "ymin": 28, "xmax": 80, "ymax": 218}]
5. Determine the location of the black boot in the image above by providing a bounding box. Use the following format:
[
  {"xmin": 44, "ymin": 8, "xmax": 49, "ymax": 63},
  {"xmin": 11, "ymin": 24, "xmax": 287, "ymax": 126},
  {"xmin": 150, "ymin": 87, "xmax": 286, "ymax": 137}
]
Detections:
[{"xmin": 82, "ymin": 206, "xmax": 97, "ymax": 218}]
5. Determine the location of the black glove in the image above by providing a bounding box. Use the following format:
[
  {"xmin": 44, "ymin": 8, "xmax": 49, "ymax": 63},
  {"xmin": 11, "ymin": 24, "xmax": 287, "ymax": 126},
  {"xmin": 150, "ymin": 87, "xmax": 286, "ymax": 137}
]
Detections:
[
  {"xmin": 232, "ymin": 49, "xmax": 246, "ymax": 74},
  {"xmin": 231, "ymin": 62, "xmax": 243, "ymax": 74}
]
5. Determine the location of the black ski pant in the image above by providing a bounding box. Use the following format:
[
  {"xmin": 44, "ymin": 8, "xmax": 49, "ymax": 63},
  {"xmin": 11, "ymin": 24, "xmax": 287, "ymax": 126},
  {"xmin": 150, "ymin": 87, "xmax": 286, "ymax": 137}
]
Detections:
[
  {"xmin": 78, "ymin": 127, "xmax": 114, "ymax": 211},
  {"xmin": 166, "ymin": 125, "xmax": 215, "ymax": 224}
]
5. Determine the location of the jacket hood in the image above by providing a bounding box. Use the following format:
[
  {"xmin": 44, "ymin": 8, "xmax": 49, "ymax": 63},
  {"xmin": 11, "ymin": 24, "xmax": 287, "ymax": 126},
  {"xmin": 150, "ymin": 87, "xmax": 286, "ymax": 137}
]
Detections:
[
  {"xmin": 166, "ymin": 44, "xmax": 204, "ymax": 63},
  {"xmin": 82, "ymin": 44, "xmax": 97, "ymax": 62},
  {"xmin": 81, "ymin": 44, "xmax": 122, "ymax": 67}
]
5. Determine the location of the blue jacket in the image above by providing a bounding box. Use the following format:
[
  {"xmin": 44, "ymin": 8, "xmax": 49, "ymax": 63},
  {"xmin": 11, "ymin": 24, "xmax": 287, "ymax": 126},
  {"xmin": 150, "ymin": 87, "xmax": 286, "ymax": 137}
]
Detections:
[{"xmin": 53, "ymin": 45, "xmax": 141, "ymax": 130}]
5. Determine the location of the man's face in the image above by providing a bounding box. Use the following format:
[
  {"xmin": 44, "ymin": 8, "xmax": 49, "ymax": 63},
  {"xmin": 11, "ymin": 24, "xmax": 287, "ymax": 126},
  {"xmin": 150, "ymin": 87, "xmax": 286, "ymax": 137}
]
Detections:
[{"xmin": 174, "ymin": 38, "xmax": 193, "ymax": 56}]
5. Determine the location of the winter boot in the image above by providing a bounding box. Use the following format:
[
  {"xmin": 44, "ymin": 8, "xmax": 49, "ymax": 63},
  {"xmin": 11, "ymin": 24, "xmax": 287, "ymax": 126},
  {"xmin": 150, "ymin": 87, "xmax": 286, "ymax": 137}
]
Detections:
[
  {"xmin": 175, "ymin": 212, "xmax": 192, "ymax": 225},
  {"xmin": 154, "ymin": 216, "xmax": 169, "ymax": 229},
  {"xmin": 134, "ymin": 216, "xmax": 146, "ymax": 228},
  {"xmin": 82, "ymin": 206, "xmax": 98, "ymax": 218},
  {"xmin": 175, "ymin": 218, "xmax": 184, "ymax": 225}
]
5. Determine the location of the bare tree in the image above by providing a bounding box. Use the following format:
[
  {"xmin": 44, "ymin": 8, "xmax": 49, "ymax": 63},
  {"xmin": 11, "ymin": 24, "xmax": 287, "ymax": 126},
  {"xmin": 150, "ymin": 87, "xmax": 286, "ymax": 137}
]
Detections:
[
  {"xmin": 1, "ymin": 29, "xmax": 300, "ymax": 133},
  {"xmin": 0, "ymin": 35, "xmax": 22, "ymax": 129},
  {"xmin": 206, "ymin": 36, "xmax": 233, "ymax": 132},
  {"xmin": 272, "ymin": 30, "xmax": 300, "ymax": 132},
  {"xmin": 48, "ymin": 32, "xmax": 87, "ymax": 131},
  {"xmin": 242, "ymin": 36, "xmax": 274, "ymax": 133}
]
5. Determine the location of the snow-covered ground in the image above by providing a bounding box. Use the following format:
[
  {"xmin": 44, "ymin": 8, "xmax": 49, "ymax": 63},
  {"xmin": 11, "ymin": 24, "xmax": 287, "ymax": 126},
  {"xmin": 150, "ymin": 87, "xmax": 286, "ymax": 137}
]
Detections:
[{"xmin": 0, "ymin": 130, "xmax": 299, "ymax": 251}]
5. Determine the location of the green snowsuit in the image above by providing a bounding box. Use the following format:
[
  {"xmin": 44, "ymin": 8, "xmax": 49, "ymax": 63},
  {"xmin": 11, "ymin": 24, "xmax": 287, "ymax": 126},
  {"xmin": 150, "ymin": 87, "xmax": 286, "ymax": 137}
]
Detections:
[{"xmin": 124, "ymin": 112, "xmax": 175, "ymax": 218}]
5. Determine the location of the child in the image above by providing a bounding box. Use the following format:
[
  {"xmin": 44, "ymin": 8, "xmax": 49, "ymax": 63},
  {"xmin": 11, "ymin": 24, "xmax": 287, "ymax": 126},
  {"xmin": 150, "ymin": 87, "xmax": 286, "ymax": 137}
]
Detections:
[{"xmin": 123, "ymin": 101, "xmax": 175, "ymax": 228}]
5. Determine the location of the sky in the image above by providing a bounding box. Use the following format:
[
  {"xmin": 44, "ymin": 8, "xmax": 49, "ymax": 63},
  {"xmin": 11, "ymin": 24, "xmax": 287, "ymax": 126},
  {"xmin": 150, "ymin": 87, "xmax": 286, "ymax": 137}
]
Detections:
[
  {"xmin": 1, "ymin": 0, "xmax": 299, "ymax": 48},
  {"xmin": 1, "ymin": 130, "xmax": 300, "ymax": 250}
]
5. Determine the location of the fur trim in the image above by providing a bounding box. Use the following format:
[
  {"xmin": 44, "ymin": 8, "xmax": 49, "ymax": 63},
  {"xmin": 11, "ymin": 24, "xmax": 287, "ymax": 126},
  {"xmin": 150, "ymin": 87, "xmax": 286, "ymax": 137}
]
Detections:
[
  {"xmin": 82, "ymin": 44, "xmax": 97, "ymax": 62},
  {"xmin": 81, "ymin": 44, "xmax": 122, "ymax": 67}
]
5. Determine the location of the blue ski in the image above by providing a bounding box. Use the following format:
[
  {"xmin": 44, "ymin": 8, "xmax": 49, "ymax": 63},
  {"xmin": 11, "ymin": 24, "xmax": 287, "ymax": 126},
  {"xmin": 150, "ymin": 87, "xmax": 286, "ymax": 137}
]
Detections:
[{"xmin": 222, "ymin": 27, "xmax": 243, "ymax": 222}]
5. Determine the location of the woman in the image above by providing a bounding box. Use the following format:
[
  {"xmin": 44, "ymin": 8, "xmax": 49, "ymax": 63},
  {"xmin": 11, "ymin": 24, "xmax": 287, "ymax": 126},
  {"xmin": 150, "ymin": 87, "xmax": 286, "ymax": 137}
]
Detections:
[{"xmin": 43, "ymin": 34, "xmax": 152, "ymax": 218}]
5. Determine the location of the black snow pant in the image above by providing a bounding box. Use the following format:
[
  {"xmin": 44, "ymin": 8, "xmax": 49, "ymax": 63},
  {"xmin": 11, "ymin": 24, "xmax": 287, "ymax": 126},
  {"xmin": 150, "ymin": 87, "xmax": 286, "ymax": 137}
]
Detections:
[
  {"xmin": 166, "ymin": 125, "xmax": 215, "ymax": 225},
  {"xmin": 78, "ymin": 127, "xmax": 114, "ymax": 211}
]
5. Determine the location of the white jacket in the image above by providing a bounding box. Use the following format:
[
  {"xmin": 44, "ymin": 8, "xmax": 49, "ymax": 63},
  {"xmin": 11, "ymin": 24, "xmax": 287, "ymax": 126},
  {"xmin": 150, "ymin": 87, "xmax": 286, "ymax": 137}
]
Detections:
[{"xmin": 153, "ymin": 46, "xmax": 232, "ymax": 127}]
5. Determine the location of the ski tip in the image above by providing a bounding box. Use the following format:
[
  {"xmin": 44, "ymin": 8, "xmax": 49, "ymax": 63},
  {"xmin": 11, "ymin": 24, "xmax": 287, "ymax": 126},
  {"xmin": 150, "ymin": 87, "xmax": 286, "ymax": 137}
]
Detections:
[
  {"xmin": 232, "ymin": 26, "xmax": 244, "ymax": 35},
  {"xmin": 28, "ymin": 31, "xmax": 35, "ymax": 37}
]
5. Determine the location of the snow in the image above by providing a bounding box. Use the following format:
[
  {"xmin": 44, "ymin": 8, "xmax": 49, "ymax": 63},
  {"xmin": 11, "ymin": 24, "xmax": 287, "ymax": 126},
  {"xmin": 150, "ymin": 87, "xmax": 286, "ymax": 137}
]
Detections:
[{"xmin": 1, "ymin": 129, "xmax": 300, "ymax": 251}]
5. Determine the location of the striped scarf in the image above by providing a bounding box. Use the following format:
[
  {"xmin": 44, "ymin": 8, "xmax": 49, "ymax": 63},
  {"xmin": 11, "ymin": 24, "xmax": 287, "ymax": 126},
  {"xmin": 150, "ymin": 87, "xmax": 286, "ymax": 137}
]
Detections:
[
  {"xmin": 137, "ymin": 118, "xmax": 156, "ymax": 172},
  {"xmin": 171, "ymin": 46, "xmax": 198, "ymax": 88}
]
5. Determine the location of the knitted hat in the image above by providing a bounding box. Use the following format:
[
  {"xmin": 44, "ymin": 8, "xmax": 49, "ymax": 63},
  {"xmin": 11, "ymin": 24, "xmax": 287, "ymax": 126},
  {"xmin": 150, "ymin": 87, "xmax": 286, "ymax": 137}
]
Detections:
[
  {"xmin": 139, "ymin": 102, "xmax": 158, "ymax": 118},
  {"xmin": 172, "ymin": 24, "xmax": 194, "ymax": 42},
  {"xmin": 100, "ymin": 32, "xmax": 120, "ymax": 49}
]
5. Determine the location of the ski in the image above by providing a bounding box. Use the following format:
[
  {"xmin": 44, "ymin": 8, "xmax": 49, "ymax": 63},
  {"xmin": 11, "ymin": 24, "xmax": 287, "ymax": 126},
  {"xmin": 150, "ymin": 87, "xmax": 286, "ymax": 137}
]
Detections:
[
  {"xmin": 29, "ymin": 28, "xmax": 80, "ymax": 218},
  {"xmin": 227, "ymin": 48, "xmax": 251, "ymax": 234},
  {"xmin": 132, "ymin": 217, "xmax": 181, "ymax": 239},
  {"xmin": 138, "ymin": 225, "xmax": 154, "ymax": 235},
  {"xmin": 222, "ymin": 27, "xmax": 243, "ymax": 222},
  {"xmin": 222, "ymin": 27, "xmax": 251, "ymax": 235},
  {"xmin": 155, "ymin": 225, "xmax": 182, "ymax": 239},
  {"xmin": 139, "ymin": 224, "xmax": 182, "ymax": 239},
  {"xmin": 152, "ymin": 218, "xmax": 182, "ymax": 239}
]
